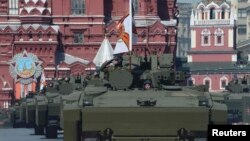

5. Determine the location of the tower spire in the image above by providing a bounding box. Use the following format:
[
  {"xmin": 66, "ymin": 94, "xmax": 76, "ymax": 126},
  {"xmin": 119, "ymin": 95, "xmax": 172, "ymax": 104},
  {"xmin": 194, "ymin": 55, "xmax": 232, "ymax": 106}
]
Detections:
[{"xmin": 190, "ymin": 9, "xmax": 195, "ymax": 26}]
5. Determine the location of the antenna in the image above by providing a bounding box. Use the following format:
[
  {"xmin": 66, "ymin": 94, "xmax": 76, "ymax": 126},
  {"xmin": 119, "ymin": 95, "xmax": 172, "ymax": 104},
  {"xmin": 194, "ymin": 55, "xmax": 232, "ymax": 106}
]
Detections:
[{"xmin": 144, "ymin": 0, "xmax": 152, "ymax": 62}]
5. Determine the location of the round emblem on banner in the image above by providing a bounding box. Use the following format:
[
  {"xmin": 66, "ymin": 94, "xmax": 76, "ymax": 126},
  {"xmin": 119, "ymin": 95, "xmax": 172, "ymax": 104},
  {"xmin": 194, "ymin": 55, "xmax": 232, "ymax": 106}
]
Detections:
[
  {"xmin": 8, "ymin": 50, "xmax": 42, "ymax": 84},
  {"xmin": 15, "ymin": 57, "xmax": 36, "ymax": 78}
]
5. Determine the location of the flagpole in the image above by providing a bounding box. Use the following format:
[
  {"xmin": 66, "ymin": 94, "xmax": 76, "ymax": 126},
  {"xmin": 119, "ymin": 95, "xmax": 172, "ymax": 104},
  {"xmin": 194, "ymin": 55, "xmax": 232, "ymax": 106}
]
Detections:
[
  {"xmin": 129, "ymin": 0, "xmax": 132, "ymax": 70},
  {"xmin": 129, "ymin": 0, "xmax": 132, "ymax": 52}
]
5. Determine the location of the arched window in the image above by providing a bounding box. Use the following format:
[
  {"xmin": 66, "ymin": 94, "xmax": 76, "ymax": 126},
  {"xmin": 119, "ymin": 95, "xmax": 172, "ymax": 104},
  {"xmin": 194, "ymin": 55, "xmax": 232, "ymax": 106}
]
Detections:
[
  {"xmin": 215, "ymin": 28, "xmax": 224, "ymax": 46},
  {"xmin": 220, "ymin": 76, "xmax": 228, "ymax": 90},
  {"xmin": 221, "ymin": 8, "xmax": 225, "ymax": 19},
  {"xmin": 201, "ymin": 29, "xmax": 211, "ymax": 46},
  {"xmin": 210, "ymin": 7, "xmax": 215, "ymax": 19},
  {"xmin": 217, "ymin": 36, "xmax": 222, "ymax": 43},
  {"xmin": 203, "ymin": 77, "xmax": 211, "ymax": 90},
  {"xmin": 204, "ymin": 36, "xmax": 208, "ymax": 44},
  {"xmin": 201, "ymin": 8, "xmax": 205, "ymax": 20}
]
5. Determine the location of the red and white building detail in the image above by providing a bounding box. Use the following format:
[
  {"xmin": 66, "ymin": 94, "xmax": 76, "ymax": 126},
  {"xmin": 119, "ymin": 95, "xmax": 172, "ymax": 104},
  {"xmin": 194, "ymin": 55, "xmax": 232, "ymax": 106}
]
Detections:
[
  {"xmin": 0, "ymin": 0, "xmax": 178, "ymax": 108},
  {"xmin": 187, "ymin": 0, "xmax": 242, "ymax": 92}
]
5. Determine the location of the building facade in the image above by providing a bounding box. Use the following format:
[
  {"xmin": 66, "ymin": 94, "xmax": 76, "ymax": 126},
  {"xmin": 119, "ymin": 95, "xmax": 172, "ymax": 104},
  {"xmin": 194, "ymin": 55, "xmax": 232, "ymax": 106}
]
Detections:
[
  {"xmin": 176, "ymin": 1, "xmax": 193, "ymax": 58},
  {"xmin": 187, "ymin": 0, "xmax": 243, "ymax": 92},
  {"xmin": 131, "ymin": 0, "xmax": 178, "ymax": 57},
  {"xmin": 0, "ymin": 0, "xmax": 178, "ymax": 108},
  {"xmin": 230, "ymin": 0, "xmax": 250, "ymax": 43},
  {"xmin": 233, "ymin": 0, "xmax": 250, "ymax": 58}
]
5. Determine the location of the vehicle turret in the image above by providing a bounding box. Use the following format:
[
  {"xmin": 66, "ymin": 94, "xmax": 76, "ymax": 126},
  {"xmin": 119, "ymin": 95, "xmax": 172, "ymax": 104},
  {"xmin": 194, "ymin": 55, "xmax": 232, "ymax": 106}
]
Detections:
[{"xmin": 226, "ymin": 77, "xmax": 250, "ymax": 93}]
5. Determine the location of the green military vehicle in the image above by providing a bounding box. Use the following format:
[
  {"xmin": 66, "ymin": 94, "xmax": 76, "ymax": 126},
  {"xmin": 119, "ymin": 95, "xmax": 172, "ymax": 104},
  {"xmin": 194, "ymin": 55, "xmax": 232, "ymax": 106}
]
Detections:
[
  {"xmin": 10, "ymin": 99, "xmax": 26, "ymax": 128},
  {"xmin": 99, "ymin": 53, "xmax": 186, "ymax": 90},
  {"xmin": 33, "ymin": 76, "xmax": 85, "ymax": 138},
  {"xmin": 224, "ymin": 77, "xmax": 250, "ymax": 124},
  {"xmin": 33, "ymin": 80, "xmax": 60, "ymax": 136},
  {"xmin": 34, "ymin": 94, "xmax": 48, "ymax": 135},
  {"xmin": 45, "ymin": 87, "xmax": 62, "ymax": 138},
  {"xmin": 24, "ymin": 92, "xmax": 37, "ymax": 128},
  {"xmin": 12, "ymin": 92, "xmax": 42, "ymax": 129},
  {"xmin": 11, "ymin": 94, "xmax": 35, "ymax": 128},
  {"xmin": 139, "ymin": 54, "xmax": 185, "ymax": 89},
  {"xmin": 63, "ymin": 87, "xmax": 227, "ymax": 141},
  {"xmin": 225, "ymin": 94, "xmax": 250, "ymax": 124},
  {"xmin": 63, "ymin": 84, "xmax": 107, "ymax": 141},
  {"xmin": 62, "ymin": 54, "xmax": 228, "ymax": 141}
]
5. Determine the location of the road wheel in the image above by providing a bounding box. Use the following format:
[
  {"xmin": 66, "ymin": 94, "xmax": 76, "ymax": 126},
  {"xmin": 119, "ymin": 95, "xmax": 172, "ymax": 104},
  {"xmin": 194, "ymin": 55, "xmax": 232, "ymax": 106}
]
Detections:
[
  {"xmin": 45, "ymin": 125, "xmax": 57, "ymax": 138},
  {"xmin": 34, "ymin": 125, "xmax": 44, "ymax": 135}
]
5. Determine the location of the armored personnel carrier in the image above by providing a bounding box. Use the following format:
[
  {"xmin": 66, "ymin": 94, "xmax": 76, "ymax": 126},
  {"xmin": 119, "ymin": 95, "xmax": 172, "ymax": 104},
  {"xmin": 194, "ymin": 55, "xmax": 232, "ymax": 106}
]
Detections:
[
  {"xmin": 34, "ymin": 93, "xmax": 48, "ymax": 135},
  {"xmin": 10, "ymin": 98, "xmax": 26, "ymax": 128},
  {"xmin": 11, "ymin": 92, "xmax": 37, "ymax": 128},
  {"xmin": 33, "ymin": 79, "xmax": 63, "ymax": 136},
  {"xmin": 62, "ymin": 53, "xmax": 228, "ymax": 141},
  {"xmin": 226, "ymin": 77, "xmax": 250, "ymax": 93},
  {"xmin": 63, "ymin": 84, "xmax": 107, "ymax": 141},
  {"xmin": 24, "ymin": 92, "xmax": 37, "ymax": 128},
  {"xmin": 33, "ymin": 76, "xmax": 85, "ymax": 138},
  {"xmin": 11, "ymin": 88, "xmax": 55, "ymax": 135},
  {"xmin": 225, "ymin": 94, "xmax": 250, "ymax": 124},
  {"xmin": 224, "ymin": 77, "xmax": 250, "ymax": 124}
]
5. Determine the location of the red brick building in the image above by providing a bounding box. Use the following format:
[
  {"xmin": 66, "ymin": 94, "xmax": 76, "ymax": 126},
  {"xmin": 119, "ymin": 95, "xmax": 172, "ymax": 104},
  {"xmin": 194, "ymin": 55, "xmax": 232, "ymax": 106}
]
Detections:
[
  {"xmin": 185, "ymin": 0, "xmax": 250, "ymax": 92},
  {"xmin": 0, "ymin": 0, "xmax": 178, "ymax": 108}
]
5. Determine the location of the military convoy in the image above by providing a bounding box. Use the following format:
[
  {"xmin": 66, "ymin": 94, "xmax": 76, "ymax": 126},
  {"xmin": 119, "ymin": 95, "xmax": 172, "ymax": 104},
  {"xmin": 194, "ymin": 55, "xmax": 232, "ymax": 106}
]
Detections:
[
  {"xmin": 10, "ymin": 77, "xmax": 84, "ymax": 138},
  {"xmin": 9, "ymin": 53, "xmax": 229, "ymax": 141}
]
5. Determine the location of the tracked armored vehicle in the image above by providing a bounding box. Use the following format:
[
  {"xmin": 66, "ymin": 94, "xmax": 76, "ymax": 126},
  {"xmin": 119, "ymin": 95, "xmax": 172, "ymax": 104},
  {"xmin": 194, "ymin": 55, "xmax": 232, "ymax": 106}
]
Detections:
[
  {"xmin": 10, "ymin": 98, "xmax": 26, "ymax": 128},
  {"xmin": 34, "ymin": 94, "xmax": 48, "ymax": 135},
  {"xmin": 224, "ymin": 77, "xmax": 250, "ymax": 124},
  {"xmin": 10, "ymin": 92, "xmax": 38, "ymax": 128},
  {"xmin": 24, "ymin": 92, "xmax": 37, "ymax": 128},
  {"xmin": 33, "ymin": 76, "xmax": 85, "ymax": 138},
  {"xmin": 33, "ymin": 79, "xmax": 62, "ymax": 136},
  {"xmin": 63, "ymin": 53, "xmax": 228, "ymax": 141}
]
